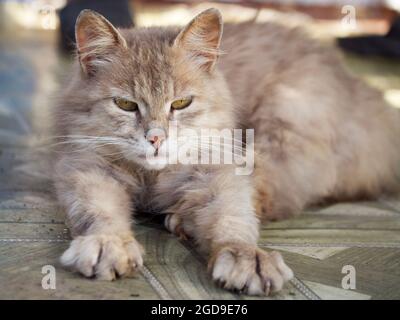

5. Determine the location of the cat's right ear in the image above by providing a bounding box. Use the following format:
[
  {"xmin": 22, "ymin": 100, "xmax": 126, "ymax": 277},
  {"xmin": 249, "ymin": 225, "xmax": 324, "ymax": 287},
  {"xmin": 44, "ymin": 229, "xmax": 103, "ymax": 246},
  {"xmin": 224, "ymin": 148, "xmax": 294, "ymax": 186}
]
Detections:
[
  {"xmin": 75, "ymin": 10, "xmax": 127, "ymax": 77},
  {"xmin": 174, "ymin": 8, "xmax": 223, "ymax": 72}
]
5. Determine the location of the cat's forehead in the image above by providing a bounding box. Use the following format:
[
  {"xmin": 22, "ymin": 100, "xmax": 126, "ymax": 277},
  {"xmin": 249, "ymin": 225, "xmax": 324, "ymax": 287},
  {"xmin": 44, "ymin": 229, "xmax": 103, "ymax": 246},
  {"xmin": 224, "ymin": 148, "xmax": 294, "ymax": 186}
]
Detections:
[
  {"xmin": 111, "ymin": 27, "xmax": 183, "ymax": 99},
  {"xmin": 122, "ymin": 27, "xmax": 179, "ymax": 67},
  {"xmin": 122, "ymin": 27, "xmax": 179, "ymax": 48}
]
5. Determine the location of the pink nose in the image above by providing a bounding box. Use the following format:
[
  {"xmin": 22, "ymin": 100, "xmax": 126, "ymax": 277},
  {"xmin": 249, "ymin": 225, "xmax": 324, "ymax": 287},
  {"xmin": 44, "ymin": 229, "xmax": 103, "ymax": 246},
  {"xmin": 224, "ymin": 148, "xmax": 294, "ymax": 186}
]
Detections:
[{"xmin": 146, "ymin": 129, "xmax": 166, "ymax": 150}]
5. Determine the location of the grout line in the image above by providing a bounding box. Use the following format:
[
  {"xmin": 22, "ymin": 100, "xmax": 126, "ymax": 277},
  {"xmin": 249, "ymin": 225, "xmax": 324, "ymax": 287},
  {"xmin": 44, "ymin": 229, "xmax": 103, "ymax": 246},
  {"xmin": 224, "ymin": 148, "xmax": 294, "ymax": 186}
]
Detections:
[
  {"xmin": 290, "ymin": 277, "xmax": 321, "ymax": 300},
  {"xmin": 260, "ymin": 242, "xmax": 400, "ymax": 248},
  {"xmin": 0, "ymin": 238, "xmax": 69, "ymax": 243},
  {"xmin": 0, "ymin": 221, "xmax": 65, "ymax": 224},
  {"xmin": 262, "ymin": 227, "xmax": 400, "ymax": 231},
  {"xmin": 140, "ymin": 265, "xmax": 172, "ymax": 300}
]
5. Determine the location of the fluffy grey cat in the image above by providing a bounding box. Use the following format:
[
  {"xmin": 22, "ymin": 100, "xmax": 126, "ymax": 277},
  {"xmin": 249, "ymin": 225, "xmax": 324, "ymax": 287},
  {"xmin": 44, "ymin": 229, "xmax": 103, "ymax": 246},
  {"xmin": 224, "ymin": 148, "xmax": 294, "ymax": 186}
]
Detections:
[{"xmin": 52, "ymin": 8, "xmax": 400, "ymax": 296}]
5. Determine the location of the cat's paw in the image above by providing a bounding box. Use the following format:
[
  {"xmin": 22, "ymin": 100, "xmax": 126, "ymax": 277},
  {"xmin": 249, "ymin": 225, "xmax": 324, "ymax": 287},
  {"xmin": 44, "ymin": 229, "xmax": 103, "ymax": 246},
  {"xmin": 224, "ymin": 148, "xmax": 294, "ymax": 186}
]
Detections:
[
  {"xmin": 60, "ymin": 234, "xmax": 144, "ymax": 280},
  {"xmin": 164, "ymin": 214, "xmax": 189, "ymax": 240},
  {"xmin": 209, "ymin": 243, "xmax": 293, "ymax": 296}
]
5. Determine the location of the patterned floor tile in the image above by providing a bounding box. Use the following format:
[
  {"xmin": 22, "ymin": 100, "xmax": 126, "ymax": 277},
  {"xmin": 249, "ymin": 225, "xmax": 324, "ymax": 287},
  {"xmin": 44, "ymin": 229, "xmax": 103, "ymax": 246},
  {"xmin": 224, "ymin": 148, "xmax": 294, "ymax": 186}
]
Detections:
[
  {"xmin": 266, "ymin": 246, "xmax": 348, "ymax": 260},
  {"xmin": 303, "ymin": 281, "xmax": 370, "ymax": 300}
]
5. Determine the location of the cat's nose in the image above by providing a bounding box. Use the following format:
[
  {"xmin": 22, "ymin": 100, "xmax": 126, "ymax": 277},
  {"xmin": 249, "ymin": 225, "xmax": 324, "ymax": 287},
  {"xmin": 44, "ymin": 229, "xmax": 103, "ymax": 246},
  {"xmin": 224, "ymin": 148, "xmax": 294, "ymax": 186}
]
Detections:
[{"xmin": 146, "ymin": 128, "xmax": 166, "ymax": 150}]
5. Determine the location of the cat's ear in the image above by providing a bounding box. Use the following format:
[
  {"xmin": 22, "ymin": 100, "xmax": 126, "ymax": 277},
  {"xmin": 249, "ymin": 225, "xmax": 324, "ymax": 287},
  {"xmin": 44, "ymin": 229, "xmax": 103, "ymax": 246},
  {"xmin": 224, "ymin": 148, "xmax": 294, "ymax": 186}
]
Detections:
[
  {"xmin": 75, "ymin": 9, "xmax": 127, "ymax": 76},
  {"xmin": 174, "ymin": 8, "xmax": 223, "ymax": 72}
]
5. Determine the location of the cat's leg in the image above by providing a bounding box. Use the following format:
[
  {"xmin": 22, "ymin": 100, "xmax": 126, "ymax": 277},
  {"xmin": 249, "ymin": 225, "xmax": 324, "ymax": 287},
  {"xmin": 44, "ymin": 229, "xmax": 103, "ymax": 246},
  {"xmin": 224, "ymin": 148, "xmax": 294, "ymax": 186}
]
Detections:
[
  {"xmin": 158, "ymin": 167, "xmax": 293, "ymax": 295},
  {"xmin": 55, "ymin": 157, "xmax": 143, "ymax": 280}
]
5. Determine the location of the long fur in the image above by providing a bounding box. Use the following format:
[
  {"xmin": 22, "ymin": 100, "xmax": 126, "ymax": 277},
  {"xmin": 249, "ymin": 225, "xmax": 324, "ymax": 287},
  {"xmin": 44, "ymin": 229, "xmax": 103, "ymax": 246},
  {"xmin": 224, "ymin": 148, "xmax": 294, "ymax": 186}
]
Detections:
[{"xmin": 52, "ymin": 9, "xmax": 400, "ymax": 295}]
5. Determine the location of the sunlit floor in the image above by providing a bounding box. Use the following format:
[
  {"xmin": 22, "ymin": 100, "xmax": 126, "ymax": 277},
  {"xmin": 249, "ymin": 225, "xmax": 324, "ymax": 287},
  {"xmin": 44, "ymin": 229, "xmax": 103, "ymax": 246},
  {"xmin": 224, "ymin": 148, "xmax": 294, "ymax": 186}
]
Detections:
[{"xmin": 1, "ymin": 14, "xmax": 400, "ymax": 299}]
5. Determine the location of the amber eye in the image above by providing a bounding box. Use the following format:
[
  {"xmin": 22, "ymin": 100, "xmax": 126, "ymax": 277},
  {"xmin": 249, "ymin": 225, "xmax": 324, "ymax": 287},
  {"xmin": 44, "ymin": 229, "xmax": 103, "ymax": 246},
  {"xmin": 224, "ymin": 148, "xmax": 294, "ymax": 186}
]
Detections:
[
  {"xmin": 113, "ymin": 97, "xmax": 138, "ymax": 112},
  {"xmin": 171, "ymin": 97, "xmax": 193, "ymax": 110}
]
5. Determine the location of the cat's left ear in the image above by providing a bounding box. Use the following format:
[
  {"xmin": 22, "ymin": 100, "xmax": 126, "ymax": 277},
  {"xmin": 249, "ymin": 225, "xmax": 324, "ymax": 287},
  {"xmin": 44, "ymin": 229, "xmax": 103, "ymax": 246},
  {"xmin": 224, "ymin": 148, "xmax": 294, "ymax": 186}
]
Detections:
[
  {"xmin": 174, "ymin": 8, "xmax": 223, "ymax": 72},
  {"xmin": 75, "ymin": 9, "xmax": 127, "ymax": 76}
]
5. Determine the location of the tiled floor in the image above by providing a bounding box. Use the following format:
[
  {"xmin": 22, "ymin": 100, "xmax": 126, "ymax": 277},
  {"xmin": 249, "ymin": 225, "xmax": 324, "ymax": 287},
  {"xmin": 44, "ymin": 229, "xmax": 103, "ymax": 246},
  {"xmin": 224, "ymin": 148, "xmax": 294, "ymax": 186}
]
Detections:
[{"xmin": 1, "ymin": 24, "xmax": 400, "ymax": 299}]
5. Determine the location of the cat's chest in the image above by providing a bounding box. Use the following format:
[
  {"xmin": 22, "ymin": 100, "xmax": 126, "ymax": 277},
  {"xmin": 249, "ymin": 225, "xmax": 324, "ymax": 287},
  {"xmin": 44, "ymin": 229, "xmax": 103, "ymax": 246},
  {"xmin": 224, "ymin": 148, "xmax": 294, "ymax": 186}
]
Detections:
[
  {"xmin": 131, "ymin": 170, "xmax": 169, "ymax": 214},
  {"xmin": 131, "ymin": 167, "xmax": 194, "ymax": 215},
  {"xmin": 128, "ymin": 166, "xmax": 201, "ymax": 215}
]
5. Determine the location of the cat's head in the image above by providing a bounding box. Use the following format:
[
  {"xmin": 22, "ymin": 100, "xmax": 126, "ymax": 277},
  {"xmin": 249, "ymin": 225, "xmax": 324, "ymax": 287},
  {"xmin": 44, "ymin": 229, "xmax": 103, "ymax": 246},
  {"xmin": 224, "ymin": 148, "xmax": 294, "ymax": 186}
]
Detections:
[{"xmin": 60, "ymin": 8, "xmax": 235, "ymax": 170}]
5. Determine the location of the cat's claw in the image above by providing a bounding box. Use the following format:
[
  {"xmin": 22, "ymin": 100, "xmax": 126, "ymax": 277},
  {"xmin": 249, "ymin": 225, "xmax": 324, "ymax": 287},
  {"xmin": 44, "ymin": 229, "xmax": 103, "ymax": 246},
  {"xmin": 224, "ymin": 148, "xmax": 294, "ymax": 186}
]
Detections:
[
  {"xmin": 60, "ymin": 234, "xmax": 144, "ymax": 280},
  {"xmin": 164, "ymin": 214, "xmax": 189, "ymax": 240},
  {"xmin": 209, "ymin": 243, "xmax": 293, "ymax": 296}
]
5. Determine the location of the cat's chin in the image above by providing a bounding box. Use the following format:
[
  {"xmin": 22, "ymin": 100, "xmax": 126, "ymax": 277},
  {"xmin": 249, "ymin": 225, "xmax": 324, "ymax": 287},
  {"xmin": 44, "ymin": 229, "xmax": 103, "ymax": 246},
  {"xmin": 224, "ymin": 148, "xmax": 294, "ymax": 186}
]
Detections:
[
  {"xmin": 143, "ymin": 160, "xmax": 168, "ymax": 171},
  {"xmin": 135, "ymin": 155, "xmax": 169, "ymax": 171}
]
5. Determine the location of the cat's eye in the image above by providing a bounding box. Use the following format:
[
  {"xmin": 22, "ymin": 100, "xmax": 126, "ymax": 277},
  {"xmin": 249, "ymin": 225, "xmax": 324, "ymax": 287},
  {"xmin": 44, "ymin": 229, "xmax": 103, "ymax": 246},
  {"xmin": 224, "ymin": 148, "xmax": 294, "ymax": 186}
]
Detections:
[
  {"xmin": 171, "ymin": 97, "xmax": 193, "ymax": 110},
  {"xmin": 113, "ymin": 97, "xmax": 138, "ymax": 112}
]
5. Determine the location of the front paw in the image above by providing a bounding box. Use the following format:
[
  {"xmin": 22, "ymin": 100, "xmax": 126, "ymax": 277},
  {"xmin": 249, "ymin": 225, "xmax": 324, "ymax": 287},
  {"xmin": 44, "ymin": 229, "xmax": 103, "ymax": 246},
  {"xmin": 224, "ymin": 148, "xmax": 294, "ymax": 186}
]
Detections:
[
  {"xmin": 209, "ymin": 243, "xmax": 293, "ymax": 296},
  {"xmin": 164, "ymin": 214, "xmax": 189, "ymax": 240},
  {"xmin": 60, "ymin": 234, "xmax": 144, "ymax": 280}
]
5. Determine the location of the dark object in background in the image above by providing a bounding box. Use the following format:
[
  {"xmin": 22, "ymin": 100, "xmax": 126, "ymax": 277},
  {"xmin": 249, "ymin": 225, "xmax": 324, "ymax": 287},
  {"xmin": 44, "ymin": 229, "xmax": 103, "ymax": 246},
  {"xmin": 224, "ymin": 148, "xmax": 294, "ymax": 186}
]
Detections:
[
  {"xmin": 58, "ymin": 0, "xmax": 134, "ymax": 53},
  {"xmin": 337, "ymin": 16, "xmax": 400, "ymax": 58}
]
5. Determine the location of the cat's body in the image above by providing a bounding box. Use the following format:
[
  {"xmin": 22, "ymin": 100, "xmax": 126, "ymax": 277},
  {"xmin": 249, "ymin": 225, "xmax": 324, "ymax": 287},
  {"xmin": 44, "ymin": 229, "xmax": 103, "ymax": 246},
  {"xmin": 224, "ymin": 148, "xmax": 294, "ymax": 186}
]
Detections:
[
  {"xmin": 220, "ymin": 22, "xmax": 400, "ymax": 218},
  {"xmin": 53, "ymin": 9, "xmax": 400, "ymax": 296}
]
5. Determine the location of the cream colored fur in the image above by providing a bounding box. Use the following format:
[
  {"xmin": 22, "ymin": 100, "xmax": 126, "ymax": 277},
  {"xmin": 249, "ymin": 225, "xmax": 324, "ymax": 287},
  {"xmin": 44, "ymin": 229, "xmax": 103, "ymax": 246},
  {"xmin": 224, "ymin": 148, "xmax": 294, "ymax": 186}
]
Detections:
[{"xmin": 52, "ymin": 9, "xmax": 400, "ymax": 296}]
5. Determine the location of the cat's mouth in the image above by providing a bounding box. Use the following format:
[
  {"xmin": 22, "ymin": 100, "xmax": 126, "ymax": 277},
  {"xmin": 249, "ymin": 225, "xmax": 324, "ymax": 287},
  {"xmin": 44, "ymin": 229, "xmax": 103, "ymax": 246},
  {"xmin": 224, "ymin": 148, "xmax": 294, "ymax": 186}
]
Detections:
[
  {"xmin": 123, "ymin": 142, "xmax": 172, "ymax": 170},
  {"xmin": 140, "ymin": 148, "xmax": 165, "ymax": 160},
  {"xmin": 136, "ymin": 153, "xmax": 163, "ymax": 161}
]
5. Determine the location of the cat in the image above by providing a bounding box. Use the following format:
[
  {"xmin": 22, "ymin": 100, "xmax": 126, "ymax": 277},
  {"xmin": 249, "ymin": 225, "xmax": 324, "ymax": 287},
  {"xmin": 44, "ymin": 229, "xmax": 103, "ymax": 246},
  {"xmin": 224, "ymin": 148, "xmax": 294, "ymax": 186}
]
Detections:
[{"xmin": 52, "ymin": 8, "xmax": 400, "ymax": 296}]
